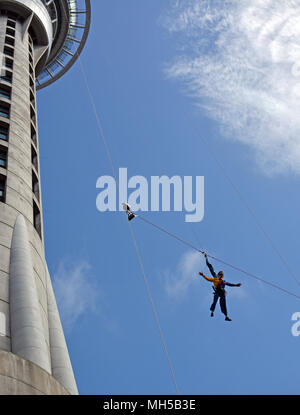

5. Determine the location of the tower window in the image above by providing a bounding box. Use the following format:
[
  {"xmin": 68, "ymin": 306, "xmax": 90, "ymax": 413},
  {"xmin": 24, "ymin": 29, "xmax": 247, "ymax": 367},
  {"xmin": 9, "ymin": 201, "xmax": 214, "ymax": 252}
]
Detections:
[
  {"xmin": 0, "ymin": 174, "xmax": 6, "ymax": 202},
  {"xmin": 3, "ymin": 46, "xmax": 14, "ymax": 58},
  {"xmin": 0, "ymin": 70, "xmax": 12, "ymax": 84},
  {"xmin": 0, "ymin": 103, "xmax": 9, "ymax": 118},
  {"xmin": 6, "ymin": 27, "xmax": 15, "ymax": 37},
  {"xmin": 5, "ymin": 58, "xmax": 13, "ymax": 70},
  {"xmin": 31, "ymin": 145, "xmax": 38, "ymax": 172},
  {"xmin": 7, "ymin": 20, "xmax": 16, "ymax": 29},
  {"xmin": 0, "ymin": 86, "xmax": 10, "ymax": 100},
  {"xmin": 31, "ymin": 125, "xmax": 37, "ymax": 146},
  {"xmin": 0, "ymin": 125, "xmax": 8, "ymax": 141},
  {"xmin": 32, "ymin": 170, "xmax": 39, "ymax": 201},
  {"xmin": 30, "ymin": 89, "xmax": 35, "ymax": 107},
  {"xmin": 33, "ymin": 200, "xmax": 41, "ymax": 237},
  {"xmin": 29, "ymin": 64, "xmax": 34, "ymax": 78},
  {"xmin": 0, "ymin": 147, "xmax": 7, "ymax": 168},
  {"xmin": 29, "ymin": 76, "xmax": 34, "ymax": 90},
  {"xmin": 30, "ymin": 105, "xmax": 36, "ymax": 124},
  {"xmin": 5, "ymin": 36, "xmax": 14, "ymax": 47}
]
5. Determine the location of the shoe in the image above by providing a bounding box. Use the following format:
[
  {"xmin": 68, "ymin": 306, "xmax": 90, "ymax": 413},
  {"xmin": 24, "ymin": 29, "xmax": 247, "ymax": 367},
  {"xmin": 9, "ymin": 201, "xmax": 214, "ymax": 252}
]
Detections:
[
  {"xmin": 225, "ymin": 316, "xmax": 232, "ymax": 321},
  {"xmin": 210, "ymin": 311, "xmax": 214, "ymax": 317}
]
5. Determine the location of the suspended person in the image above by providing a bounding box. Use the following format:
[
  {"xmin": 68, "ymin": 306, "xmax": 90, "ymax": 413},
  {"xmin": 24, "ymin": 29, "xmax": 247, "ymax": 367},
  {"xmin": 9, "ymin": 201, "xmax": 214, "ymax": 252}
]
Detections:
[
  {"xmin": 199, "ymin": 253, "xmax": 242, "ymax": 321},
  {"xmin": 122, "ymin": 202, "xmax": 136, "ymax": 221}
]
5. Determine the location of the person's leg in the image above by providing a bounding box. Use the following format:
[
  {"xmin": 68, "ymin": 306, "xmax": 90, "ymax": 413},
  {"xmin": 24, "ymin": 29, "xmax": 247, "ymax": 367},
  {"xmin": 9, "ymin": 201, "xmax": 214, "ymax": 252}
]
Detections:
[
  {"xmin": 219, "ymin": 294, "xmax": 228, "ymax": 316},
  {"xmin": 220, "ymin": 295, "xmax": 232, "ymax": 321},
  {"xmin": 210, "ymin": 292, "xmax": 219, "ymax": 316}
]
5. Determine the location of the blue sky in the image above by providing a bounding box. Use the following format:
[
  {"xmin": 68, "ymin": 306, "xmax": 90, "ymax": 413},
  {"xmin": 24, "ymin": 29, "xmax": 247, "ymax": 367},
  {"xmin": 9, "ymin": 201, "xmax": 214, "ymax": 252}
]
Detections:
[{"xmin": 37, "ymin": 0, "xmax": 300, "ymax": 394}]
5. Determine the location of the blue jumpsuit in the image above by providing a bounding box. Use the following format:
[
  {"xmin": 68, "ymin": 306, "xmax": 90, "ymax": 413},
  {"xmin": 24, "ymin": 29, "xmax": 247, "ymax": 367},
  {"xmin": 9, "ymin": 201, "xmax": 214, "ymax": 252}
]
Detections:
[{"xmin": 206, "ymin": 258, "xmax": 239, "ymax": 316}]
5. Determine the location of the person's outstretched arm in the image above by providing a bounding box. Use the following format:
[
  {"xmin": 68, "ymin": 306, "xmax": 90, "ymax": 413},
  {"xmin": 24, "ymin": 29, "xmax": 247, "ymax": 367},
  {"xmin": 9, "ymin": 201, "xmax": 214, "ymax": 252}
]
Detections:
[
  {"xmin": 225, "ymin": 282, "xmax": 242, "ymax": 287},
  {"xmin": 205, "ymin": 256, "xmax": 216, "ymax": 277},
  {"xmin": 199, "ymin": 272, "xmax": 215, "ymax": 282}
]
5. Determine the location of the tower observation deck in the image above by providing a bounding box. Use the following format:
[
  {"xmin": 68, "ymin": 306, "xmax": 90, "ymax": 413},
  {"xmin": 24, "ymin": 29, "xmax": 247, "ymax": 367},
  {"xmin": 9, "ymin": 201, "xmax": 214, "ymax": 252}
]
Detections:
[{"xmin": 0, "ymin": 0, "xmax": 91, "ymax": 395}]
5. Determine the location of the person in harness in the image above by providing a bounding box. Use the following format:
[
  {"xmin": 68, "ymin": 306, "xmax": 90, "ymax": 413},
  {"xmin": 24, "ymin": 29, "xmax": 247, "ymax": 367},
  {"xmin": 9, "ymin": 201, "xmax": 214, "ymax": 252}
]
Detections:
[
  {"xmin": 122, "ymin": 202, "xmax": 136, "ymax": 221},
  {"xmin": 199, "ymin": 253, "xmax": 242, "ymax": 321}
]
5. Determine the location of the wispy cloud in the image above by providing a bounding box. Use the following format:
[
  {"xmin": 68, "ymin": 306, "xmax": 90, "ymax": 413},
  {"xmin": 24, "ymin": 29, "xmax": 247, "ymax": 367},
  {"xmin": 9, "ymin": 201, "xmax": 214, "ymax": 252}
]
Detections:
[
  {"xmin": 164, "ymin": 250, "xmax": 204, "ymax": 299},
  {"xmin": 163, "ymin": 0, "xmax": 300, "ymax": 175},
  {"xmin": 53, "ymin": 259, "xmax": 99, "ymax": 331}
]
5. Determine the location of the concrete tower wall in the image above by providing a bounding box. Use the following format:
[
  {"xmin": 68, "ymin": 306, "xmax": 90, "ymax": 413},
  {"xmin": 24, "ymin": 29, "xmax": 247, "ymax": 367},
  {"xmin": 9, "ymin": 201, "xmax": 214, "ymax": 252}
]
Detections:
[
  {"xmin": 10, "ymin": 214, "xmax": 51, "ymax": 373},
  {"xmin": 0, "ymin": 14, "xmax": 47, "ymax": 354},
  {"xmin": 0, "ymin": 5, "xmax": 78, "ymax": 394}
]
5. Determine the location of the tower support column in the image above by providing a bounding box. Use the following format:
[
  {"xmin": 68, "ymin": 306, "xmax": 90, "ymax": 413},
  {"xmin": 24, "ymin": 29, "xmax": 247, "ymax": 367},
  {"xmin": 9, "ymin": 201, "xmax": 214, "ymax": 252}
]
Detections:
[{"xmin": 0, "ymin": 0, "xmax": 89, "ymax": 395}]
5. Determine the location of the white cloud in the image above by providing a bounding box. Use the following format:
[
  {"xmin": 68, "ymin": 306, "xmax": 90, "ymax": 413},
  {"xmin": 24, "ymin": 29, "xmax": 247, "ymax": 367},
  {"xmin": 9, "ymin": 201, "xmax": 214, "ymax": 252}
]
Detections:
[
  {"xmin": 164, "ymin": 250, "xmax": 204, "ymax": 298},
  {"xmin": 164, "ymin": 0, "xmax": 300, "ymax": 175},
  {"xmin": 53, "ymin": 260, "xmax": 99, "ymax": 331}
]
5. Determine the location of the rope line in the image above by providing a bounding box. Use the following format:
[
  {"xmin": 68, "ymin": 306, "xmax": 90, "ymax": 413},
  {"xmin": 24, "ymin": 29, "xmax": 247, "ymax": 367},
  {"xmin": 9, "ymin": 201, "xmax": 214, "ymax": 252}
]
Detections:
[
  {"xmin": 208, "ymin": 255, "xmax": 300, "ymax": 301},
  {"xmin": 185, "ymin": 113, "xmax": 300, "ymax": 288},
  {"xmin": 66, "ymin": 2, "xmax": 299, "ymax": 391},
  {"xmin": 77, "ymin": 58, "xmax": 179, "ymax": 394},
  {"xmin": 78, "ymin": 59, "xmax": 118, "ymax": 184},
  {"xmin": 128, "ymin": 223, "xmax": 179, "ymax": 394},
  {"xmin": 136, "ymin": 214, "xmax": 300, "ymax": 301}
]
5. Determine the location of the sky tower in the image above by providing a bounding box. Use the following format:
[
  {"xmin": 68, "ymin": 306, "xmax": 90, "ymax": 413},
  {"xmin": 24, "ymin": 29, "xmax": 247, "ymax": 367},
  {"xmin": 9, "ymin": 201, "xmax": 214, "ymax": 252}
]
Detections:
[{"xmin": 0, "ymin": 0, "xmax": 91, "ymax": 395}]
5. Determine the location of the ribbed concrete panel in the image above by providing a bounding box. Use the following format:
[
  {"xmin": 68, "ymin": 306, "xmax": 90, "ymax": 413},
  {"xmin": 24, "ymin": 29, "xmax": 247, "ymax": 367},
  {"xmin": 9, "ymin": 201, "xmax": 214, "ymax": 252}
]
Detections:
[
  {"xmin": 9, "ymin": 214, "xmax": 51, "ymax": 373},
  {"xmin": 0, "ymin": 245, "xmax": 10, "ymax": 274},
  {"xmin": 0, "ymin": 337, "xmax": 10, "ymax": 352},
  {"xmin": 0, "ymin": 270, "xmax": 9, "ymax": 303},
  {"xmin": 46, "ymin": 268, "xmax": 78, "ymax": 395},
  {"xmin": 0, "ymin": 350, "xmax": 69, "ymax": 395},
  {"xmin": 0, "ymin": 222, "xmax": 12, "ymax": 248}
]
